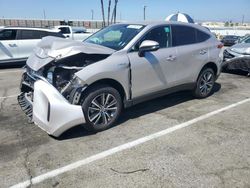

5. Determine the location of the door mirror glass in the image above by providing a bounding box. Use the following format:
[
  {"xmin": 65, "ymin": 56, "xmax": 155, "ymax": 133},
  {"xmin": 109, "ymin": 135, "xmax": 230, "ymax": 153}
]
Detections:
[{"xmin": 138, "ymin": 40, "xmax": 159, "ymax": 57}]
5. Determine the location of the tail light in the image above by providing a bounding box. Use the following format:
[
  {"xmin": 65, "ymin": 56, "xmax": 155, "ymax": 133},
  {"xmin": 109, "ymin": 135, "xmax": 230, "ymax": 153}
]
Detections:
[{"xmin": 217, "ymin": 43, "xmax": 224, "ymax": 49}]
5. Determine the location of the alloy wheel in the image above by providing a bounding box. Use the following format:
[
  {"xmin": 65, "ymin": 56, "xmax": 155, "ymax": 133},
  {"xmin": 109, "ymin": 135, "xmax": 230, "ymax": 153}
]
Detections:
[
  {"xmin": 87, "ymin": 93, "xmax": 118, "ymax": 125},
  {"xmin": 199, "ymin": 71, "xmax": 214, "ymax": 96}
]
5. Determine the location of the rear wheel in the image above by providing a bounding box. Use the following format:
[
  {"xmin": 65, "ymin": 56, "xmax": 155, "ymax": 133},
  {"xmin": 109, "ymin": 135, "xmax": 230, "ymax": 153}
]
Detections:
[
  {"xmin": 81, "ymin": 85, "xmax": 122, "ymax": 132},
  {"xmin": 193, "ymin": 68, "xmax": 215, "ymax": 98}
]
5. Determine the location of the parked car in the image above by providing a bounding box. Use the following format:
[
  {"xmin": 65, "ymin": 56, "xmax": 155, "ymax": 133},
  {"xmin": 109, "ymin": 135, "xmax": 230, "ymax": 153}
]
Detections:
[
  {"xmin": 53, "ymin": 25, "xmax": 92, "ymax": 41},
  {"xmin": 0, "ymin": 27, "xmax": 64, "ymax": 65},
  {"xmin": 222, "ymin": 43, "xmax": 250, "ymax": 74},
  {"xmin": 221, "ymin": 35, "xmax": 239, "ymax": 46},
  {"xmin": 237, "ymin": 34, "xmax": 250, "ymax": 44},
  {"xmin": 18, "ymin": 22, "xmax": 222, "ymax": 137}
]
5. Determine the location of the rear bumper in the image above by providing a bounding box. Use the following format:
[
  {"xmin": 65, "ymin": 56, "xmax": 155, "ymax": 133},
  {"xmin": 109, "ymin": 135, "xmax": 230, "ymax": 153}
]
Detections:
[{"xmin": 32, "ymin": 80, "xmax": 85, "ymax": 137}]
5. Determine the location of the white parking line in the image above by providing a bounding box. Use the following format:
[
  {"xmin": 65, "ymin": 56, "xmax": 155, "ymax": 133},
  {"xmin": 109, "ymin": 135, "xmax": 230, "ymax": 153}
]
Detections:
[
  {"xmin": 0, "ymin": 94, "xmax": 18, "ymax": 99},
  {"xmin": 10, "ymin": 98, "xmax": 250, "ymax": 188},
  {"xmin": 0, "ymin": 70, "xmax": 23, "ymax": 74}
]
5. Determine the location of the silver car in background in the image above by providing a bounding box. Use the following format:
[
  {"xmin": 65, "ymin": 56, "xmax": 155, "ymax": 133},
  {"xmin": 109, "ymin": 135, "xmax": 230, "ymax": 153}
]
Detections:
[{"xmin": 18, "ymin": 22, "xmax": 222, "ymax": 137}]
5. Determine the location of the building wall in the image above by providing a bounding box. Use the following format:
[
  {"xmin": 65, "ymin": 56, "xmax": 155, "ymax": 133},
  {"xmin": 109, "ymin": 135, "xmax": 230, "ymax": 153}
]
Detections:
[{"xmin": 0, "ymin": 18, "xmax": 105, "ymax": 29}]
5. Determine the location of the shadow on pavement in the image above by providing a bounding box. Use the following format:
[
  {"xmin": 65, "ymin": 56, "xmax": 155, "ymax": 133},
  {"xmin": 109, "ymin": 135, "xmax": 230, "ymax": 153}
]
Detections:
[
  {"xmin": 0, "ymin": 61, "xmax": 25, "ymax": 69},
  {"xmin": 57, "ymin": 83, "xmax": 221, "ymax": 140}
]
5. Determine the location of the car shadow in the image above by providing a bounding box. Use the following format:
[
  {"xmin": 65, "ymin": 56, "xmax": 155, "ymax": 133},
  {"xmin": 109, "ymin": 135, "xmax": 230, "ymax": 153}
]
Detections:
[
  {"xmin": 222, "ymin": 69, "xmax": 249, "ymax": 76},
  {"xmin": 0, "ymin": 61, "xmax": 25, "ymax": 69},
  {"xmin": 56, "ymin": 83, "xmax": 221, "ymax": 140}
]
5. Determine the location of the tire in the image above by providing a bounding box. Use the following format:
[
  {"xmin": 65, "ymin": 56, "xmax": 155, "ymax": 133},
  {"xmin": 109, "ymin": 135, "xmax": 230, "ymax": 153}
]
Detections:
[
  {"xmin": 81, "ymin": 84, "xmax": 122, "ymax": 132},
  {"xmin": 193, "ymin": 68, "xmax": 215, "ymax": 98}
]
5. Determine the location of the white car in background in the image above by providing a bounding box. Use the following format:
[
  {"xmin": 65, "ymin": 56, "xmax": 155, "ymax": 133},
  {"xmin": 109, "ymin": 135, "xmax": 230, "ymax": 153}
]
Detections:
[
  {"xmin": 53, "ymin": 25, "xmax": 92, "ymax": 41},
  {"xmin": 0, "ymin": 27, "xmax": 64, "ymax": 65}
]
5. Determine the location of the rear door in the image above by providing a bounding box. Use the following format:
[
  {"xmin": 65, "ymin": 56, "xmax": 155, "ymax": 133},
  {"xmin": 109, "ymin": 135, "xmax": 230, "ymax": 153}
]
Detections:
[
  {"xmin": 0, "ymin": 29, "xmax": 18, "ymax": 62},
  {"xmin": 171, "ymin": 25, "xmax": 209, "ymax": 84},
  {"xmin": 15, "ymin": 29, "xmax": 42, "ymax": 59}
]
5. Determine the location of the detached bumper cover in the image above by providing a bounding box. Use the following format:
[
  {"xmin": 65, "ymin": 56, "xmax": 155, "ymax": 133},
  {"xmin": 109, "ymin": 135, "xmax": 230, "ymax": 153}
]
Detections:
[{"xmin": 32, "ymin": 80, "xmax": 86, "ymax": 137}]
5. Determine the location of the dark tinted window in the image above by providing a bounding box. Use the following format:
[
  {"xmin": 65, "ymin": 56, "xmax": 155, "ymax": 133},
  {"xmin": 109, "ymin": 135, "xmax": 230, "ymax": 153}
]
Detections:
[
  {"xmin": 58, "ymin": 27, "xmax": 71, "ymax": 34},
  {"xmin": 133, "ymin": 26, "xmax": 171, "ymax": 51},
  {"xmin": 47, "ymin": 32, "xmax": 65, "ymax": 38},
  {"xmin": 196, "ymin": 29, "xmax": 210, "ymax": 42},
  {"xmin": 19, "ymin": 30, "xmax": 43, "ymax": 40},
  {"xmin": 0, "ymin": 29, "xmax": 17, "ymax": 40},
  {"xmin": 172, "ymin": 25, "xmax": 196, "ymax": 46}
]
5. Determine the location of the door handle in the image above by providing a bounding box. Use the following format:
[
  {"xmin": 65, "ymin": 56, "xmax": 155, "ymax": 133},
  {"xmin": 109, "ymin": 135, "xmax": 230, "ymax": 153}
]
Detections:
[
  {"xmin": 199, "ymin": 49, "xmax": 207, "ymax": 55},
  {"xmin": 166, "ymin": 55, "xmax": 177, "ymax": 61},
  {"xmin": 9, "ymin": 44, "xmax": 17, "ymax": 47}
]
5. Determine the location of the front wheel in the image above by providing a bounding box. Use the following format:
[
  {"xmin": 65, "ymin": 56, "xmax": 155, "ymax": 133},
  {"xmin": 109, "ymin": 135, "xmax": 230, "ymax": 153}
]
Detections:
[
  {"xmin": 193, "ymin": 68, "xmax": 215, "ymax": 98},
  {"xmin": 81, "ymin": 85, "xmax": 122, "ymax": 132}
]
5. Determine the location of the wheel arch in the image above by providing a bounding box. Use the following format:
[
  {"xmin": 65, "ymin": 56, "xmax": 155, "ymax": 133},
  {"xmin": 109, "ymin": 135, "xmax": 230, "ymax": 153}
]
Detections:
[
  {"xmin": 201, "ymin": 62, "xmax": 218, "ymax": 75},
  {"xmin": 84, "ymin": 78, "xmax": 127, "ymax": 104}
]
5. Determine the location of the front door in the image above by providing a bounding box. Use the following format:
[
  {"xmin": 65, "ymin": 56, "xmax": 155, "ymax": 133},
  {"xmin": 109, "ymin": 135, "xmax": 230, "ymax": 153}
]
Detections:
[
  {"xmin": 0, "ymin": 29, "xmax": 18, "ymax": 62},
  {"xmin": 127, "ymin": 25, "xmax": 178, "ymax": 98}
]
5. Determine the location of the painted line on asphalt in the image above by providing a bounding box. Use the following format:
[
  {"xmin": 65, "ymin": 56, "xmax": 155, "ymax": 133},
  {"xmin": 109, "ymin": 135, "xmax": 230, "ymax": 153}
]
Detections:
[
  {"xmin": 10, "ymin": 97, "xmax": 250, "ymax": 188},
  {"xmin": 0, "ymin": 94, "xmax": 18, "ymax": 99},
  {"xmin": 0, "ymin": 70, "xmax": 23, "ymax": 74}
]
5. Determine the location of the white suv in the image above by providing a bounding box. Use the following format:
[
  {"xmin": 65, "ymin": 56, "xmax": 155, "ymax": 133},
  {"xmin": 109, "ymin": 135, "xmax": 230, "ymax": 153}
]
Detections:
[
  {"xmin": 0, "ymin": 27, "xmax": 64, "ymax": 65},
  {"xmin": 19, "ymin": 22, "xmax": 222, "ymax": 136}
]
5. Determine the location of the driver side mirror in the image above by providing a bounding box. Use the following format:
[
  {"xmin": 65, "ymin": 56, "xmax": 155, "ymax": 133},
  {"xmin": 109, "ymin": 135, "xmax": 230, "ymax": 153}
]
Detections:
[{"xmin": 138, "ymin": 40, "xmax": 160, "ymax": 57}]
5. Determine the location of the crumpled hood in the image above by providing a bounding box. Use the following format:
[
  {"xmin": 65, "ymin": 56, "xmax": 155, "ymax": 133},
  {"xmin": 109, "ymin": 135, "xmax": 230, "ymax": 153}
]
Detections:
[
  {"xmin": 230, "ymin": 43, "xmax": 250, "ymax": 55},
  {"xmin": 27, "ymin": 36, "xmax": 115, "ymax": 71}
]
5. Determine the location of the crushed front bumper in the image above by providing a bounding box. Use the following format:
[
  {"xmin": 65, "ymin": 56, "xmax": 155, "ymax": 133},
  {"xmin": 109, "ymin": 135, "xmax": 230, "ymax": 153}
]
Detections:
[
  {"xmin": 19, "ymin": 78, "xmax": 86, "ymax": 137},
  {"xmin": 33, "ymin": 80, "xmax": 86, "ymax": 137}
]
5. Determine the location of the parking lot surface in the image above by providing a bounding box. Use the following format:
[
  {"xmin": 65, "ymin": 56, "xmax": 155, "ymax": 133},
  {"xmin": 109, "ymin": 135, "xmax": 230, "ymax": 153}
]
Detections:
[{"xmin": 0, "ymin": 67, "xmax": 250, "ymax": 187}]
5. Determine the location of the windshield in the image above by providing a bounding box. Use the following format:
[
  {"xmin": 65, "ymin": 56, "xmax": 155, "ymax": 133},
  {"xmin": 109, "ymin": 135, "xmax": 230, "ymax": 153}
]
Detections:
[{"xmin": 85, "ymin": 24, "xmax": 145, "ymax": 50}]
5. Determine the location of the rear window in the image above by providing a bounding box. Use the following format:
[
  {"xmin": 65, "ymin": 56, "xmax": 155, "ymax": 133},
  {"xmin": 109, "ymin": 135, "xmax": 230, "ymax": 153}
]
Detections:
[
  {"xmin": 172, "ymin": 25, "xmax": 196, "ymax": 46},
  {"xmin": 0, "ymin": 29, "xmax": 17, "ymax": 40},
  {"xmin": 17, "ymin": 30, "xmax": 65, "ymax": 40},
  {"xmin": 58, "ymin": 27, "xmax": 71, "ymax": 34},
  {"xmin": 46, "ymin": 32, "xmax": 65, "ymax": 38},
  {"xmin": 196, "ymin": 29, "xmax": 210, "ymax": 43},
  {"xmin": 18, "ymin": 30, "xmax": 43, "ymax": 40}
]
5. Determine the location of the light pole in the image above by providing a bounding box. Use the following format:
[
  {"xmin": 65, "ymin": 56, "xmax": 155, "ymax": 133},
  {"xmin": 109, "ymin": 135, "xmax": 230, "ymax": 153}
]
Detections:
[
  {"xmin": 91, "ymin": 9, "xmax": 94, "ymax": 20},
  {"xmin": 143, "ymin": 5, "xmax": 147, "ymax": 21}
]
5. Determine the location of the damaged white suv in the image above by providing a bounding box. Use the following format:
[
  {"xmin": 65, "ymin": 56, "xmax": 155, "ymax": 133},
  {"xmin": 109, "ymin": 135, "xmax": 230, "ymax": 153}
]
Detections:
[{"xmin": 18, "ymin": 22, "xmax": 222, "ymax": 137}]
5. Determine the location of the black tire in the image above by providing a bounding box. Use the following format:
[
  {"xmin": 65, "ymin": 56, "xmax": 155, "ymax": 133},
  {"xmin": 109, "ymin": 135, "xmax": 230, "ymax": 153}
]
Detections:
[
  {"xmin": 193, "ymin": 68, "xmax": 215, "ymax": 98},
  {"xmin": 81, "ymin": 84, "xmax": 122, "ymax": 132}
]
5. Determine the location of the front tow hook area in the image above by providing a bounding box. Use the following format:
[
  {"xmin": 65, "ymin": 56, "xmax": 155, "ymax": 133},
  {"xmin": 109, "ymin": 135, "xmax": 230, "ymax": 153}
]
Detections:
[{"xmin": 17, "ymin": 93, "xmax": 33, "ymax": 123}]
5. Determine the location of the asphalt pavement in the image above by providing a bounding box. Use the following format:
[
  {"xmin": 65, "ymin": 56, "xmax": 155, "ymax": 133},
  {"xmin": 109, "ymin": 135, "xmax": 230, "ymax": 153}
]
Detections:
[{"xmin": 0, "ymin": 67, "xmax": 250, "ymax": 188}]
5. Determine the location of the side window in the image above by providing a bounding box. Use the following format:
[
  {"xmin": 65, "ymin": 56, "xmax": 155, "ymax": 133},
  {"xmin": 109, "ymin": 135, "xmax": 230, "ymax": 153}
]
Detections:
[
  {"xmin": 133, "ymin": 26, "xmax": 171, "ymax": 51},
  {"xmin": 0, "ymin": 29, "xmax": 17, "ymax": 40},
  {"xmin": 172, "ymin": 25, "xmax": 196, "ymax": 46},
  {"xmin": 18, "ymin": 30, "xmax": 42, "ymax": 40},
  {"xmin": 58, "ymin": 27, "xmax": 71, "ymax": 34},
  {"xmin": 196, "ymin": 29, "xmax": 210, "ymax": 43}
]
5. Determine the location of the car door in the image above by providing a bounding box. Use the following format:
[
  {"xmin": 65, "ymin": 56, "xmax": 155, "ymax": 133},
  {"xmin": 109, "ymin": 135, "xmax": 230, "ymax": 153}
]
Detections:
[
  {"xmin": 171, "ymin": 25, "xmax": 209, "ymax": 85},
  {"xmin": 15, "ymin": 29, "xmax": 42, "ymax": 59},
  {"xmin": 0, "ymin": 29, "xmax": 18, "ymax": 62},
  {"xmin": 127, "ymin": 25, "xmax": 178, "ymax": 98}
]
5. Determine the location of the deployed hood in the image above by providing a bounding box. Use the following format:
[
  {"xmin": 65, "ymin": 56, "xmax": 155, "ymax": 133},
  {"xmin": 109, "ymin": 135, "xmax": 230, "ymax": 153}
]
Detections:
[
  {"xmin": 27, "ymin": 36, "xmax": 115, "ymax": 71},
  {"xmin": 230, "ymin": 43, "xmax": 250, "ymax": 55}
]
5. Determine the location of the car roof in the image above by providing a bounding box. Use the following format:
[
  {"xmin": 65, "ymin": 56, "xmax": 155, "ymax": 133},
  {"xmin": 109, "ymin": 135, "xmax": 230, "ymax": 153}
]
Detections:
[
  {"xmin": 1, "ymin": 26, "xmax": 60, "ymax": 33},
  {"xmin": 115, "ymin": 21, "xmax": 211, "ymax": 34}
]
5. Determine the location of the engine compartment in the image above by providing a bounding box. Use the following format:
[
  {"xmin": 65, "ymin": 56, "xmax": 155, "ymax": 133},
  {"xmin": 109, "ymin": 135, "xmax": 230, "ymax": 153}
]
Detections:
[{"xmin": 22, "ymin": 52, "xmax": 110, "ymax": 104}]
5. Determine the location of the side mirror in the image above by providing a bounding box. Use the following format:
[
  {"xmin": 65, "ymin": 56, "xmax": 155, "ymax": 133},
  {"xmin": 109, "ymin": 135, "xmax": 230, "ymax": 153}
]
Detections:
[{"xmin": 138, "ymin": 40, "xmax": 160, "ymax": 57}]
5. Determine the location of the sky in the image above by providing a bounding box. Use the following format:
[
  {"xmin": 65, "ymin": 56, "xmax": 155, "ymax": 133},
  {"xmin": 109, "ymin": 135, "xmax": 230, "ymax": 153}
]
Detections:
[{"xmin": 0, "ymin": 0, "xmax": 249, "ymax": 22}]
